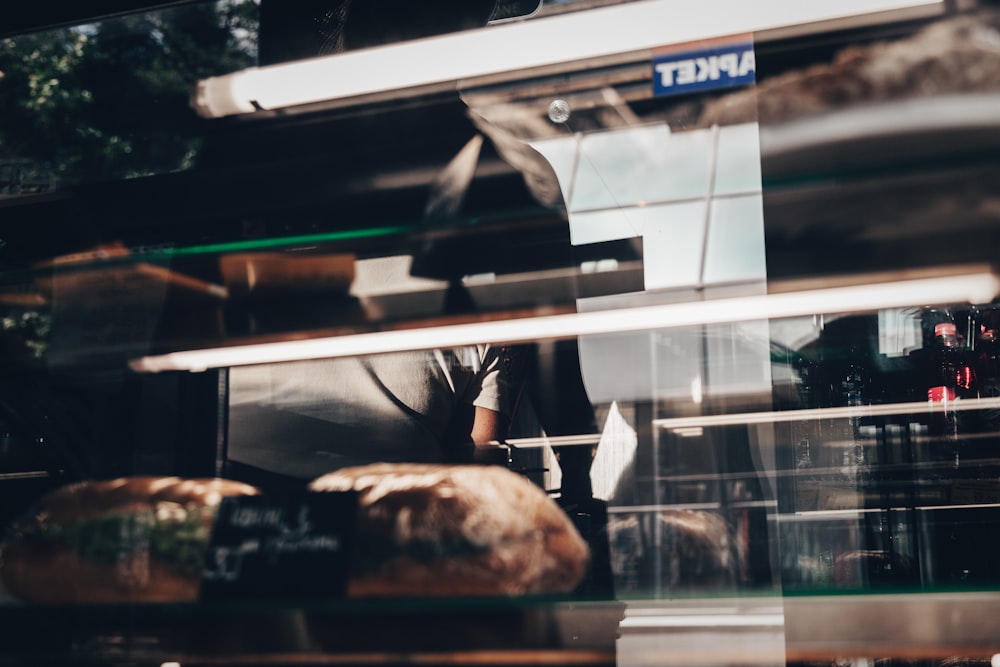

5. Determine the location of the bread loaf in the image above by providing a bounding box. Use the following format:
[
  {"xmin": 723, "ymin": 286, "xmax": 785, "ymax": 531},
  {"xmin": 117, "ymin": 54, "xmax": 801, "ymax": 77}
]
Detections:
[
  {"xmin": 0, "ymin": 476, "xmax": 260, "ymax": 603},
  {"xmin": 309, "ymin": 463, "xmax": 589, "ymax": 597}
]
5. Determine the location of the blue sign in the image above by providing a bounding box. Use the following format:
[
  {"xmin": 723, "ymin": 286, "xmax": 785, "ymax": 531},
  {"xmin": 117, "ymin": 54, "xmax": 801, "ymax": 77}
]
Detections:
[{"xmin": 653, "ymin": 40, "xmax": 755, "ymax": 98}]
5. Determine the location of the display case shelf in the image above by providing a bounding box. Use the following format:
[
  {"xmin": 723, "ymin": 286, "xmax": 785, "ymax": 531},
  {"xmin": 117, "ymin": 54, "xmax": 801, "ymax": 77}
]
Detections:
[{"xmin": 0, "ymin": 597, "xmax": 625, "ymax": 667}]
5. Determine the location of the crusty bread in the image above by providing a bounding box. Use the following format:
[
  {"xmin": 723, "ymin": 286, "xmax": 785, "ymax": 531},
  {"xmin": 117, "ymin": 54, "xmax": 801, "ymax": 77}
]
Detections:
[
  {"xmin": 309, "ymin": 463, "xmax": 589, "ymax": 597},
  {"xmin": 0, "ymin": 477, "xmax": 259, "ymax": 604},
  {"xmin": 2, "ymin": 467, "xmax": 589, "ymax": 602}
]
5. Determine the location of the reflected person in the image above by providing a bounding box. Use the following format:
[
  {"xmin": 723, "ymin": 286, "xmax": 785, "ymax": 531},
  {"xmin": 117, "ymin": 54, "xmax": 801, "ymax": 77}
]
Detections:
[{"xmin": 226, "ymin": 0, "xmax": 557, "ymax": 486}]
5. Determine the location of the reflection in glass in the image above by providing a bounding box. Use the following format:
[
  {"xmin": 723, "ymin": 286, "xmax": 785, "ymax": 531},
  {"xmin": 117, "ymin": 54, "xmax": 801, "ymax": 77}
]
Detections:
[{"xmin": 0, "ymin": 0, "xmax": 257, "ymax": 195}]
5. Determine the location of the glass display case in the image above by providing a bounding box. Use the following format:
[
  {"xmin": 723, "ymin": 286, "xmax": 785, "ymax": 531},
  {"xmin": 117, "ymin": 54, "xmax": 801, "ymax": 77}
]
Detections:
[{"xmin": 2, "ymin": 0, "xmax": 1000, "ymax": 665}]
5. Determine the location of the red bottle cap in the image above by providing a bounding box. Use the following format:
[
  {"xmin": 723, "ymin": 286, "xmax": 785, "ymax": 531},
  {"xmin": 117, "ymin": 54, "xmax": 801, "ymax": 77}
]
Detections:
[
  {"xmin": 928, "ymin": 386, "xmax": 956, "ymax": 402},
  {"xmin": 935, "ymin": 323, "xmax": 958, "ymax": 338}
]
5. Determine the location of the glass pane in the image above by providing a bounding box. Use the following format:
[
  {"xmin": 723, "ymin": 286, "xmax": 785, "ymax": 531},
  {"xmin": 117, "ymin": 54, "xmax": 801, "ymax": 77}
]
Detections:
[
  {"xmin": 703, "ymin": 194, "xmax": 766, "ymax": 285},
  {"xmin": 570, "ymin": 125, "xmax": 712, "ymax": 211},
  {"xmin": 12, "ymin": 1, "xmax": 1000, "ymax": 665},
  {"xmin": 714, "ymin": 122, "xmax": 762, "ymax": 195}
]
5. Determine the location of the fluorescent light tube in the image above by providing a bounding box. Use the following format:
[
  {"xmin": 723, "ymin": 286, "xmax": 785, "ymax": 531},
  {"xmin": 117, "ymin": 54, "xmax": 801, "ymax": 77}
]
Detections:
[
  {"xmin": 193, "ymin": 0, "xmax": 942, "ymax": 118},
  {"xmin": 129, "ymin": 267, "xmax": 1000, "ymax": 373},
  {"xmin": 654, "ymin": 396, "xmax": 1000, "ymax": 431}
]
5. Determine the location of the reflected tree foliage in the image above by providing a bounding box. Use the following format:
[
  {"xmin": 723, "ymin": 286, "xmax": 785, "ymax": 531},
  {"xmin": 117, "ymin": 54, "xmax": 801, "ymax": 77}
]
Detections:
[{"xmin": 0, "ymin": 0, "xmax": 258, "ymax": 193}]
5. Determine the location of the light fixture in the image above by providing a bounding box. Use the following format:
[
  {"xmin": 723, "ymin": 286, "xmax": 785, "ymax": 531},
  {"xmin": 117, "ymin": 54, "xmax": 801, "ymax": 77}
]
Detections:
[
  {"xmin": 192, "ymin": 0, "xmax": 942, "ymax": 118},
  {"xmin": 504, "ymin": 434, "xmax": 603, "ymax": 448},
  {"xmin": 655, "ymin": 396, "xmax": 1000, "ymax": 431},
  {"xmin": 130, "ymin": 266, "xmax": 1000, "ymax": 373}
]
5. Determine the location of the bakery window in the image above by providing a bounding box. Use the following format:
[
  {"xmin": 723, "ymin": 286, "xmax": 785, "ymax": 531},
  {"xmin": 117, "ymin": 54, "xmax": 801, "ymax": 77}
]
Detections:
[{"xmin": 6, "ymin": 1, "xmax": 1000, "ymax": 667}]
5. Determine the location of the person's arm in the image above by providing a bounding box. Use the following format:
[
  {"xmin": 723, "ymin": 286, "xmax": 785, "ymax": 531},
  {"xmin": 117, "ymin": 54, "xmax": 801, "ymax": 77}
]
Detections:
[
  {"xmin": 471, "ymin": 405, "xmax": 505, "ymax": 445},
  {"xmin": 449, "ymin": 345, "xmax": 512, "ymax": 464},
  {"xmin": 471, "ymin": 406, "xmax": 510, "ymax": 465},
  {"xmin": 443, "ymin": 403, "xmax": 508, "ymax": 464}
]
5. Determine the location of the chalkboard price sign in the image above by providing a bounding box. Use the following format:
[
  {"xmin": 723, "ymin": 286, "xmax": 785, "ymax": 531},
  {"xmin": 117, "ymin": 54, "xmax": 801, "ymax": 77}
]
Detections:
[{"xmin": 200, "ymin": 491, "xmax": 357, "ymax": 600}]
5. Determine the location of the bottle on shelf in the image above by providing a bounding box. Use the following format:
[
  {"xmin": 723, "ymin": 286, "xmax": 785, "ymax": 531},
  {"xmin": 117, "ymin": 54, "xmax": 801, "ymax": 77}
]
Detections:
[
  {"xmin": 823, "ymin": 354, "xmax": 873, "ymax": 510},
  {"xmin": 925, "ymin": 321, "xmax": 976, "ymax": 472},
  {"xmin": 793, "ymin": 436, "xmax": 820, "ymax": 511},
  {"xmin": 968, "ymin": 314, "xmax": 1000, "ymax": 480},
  {"xmin": 974, "ymin": 319, "xmax": 1000, "ymax": 405},
  {"xmin": 791, "ymin": 355, "xmax": 823, "ymax": 511},
  {"xmin": 929, "ymin": 322, "xmax": 975, "ymax": 395},
  {"xmin": 843, "ymin": 359, "xmax": 872, "ymax": 484}
]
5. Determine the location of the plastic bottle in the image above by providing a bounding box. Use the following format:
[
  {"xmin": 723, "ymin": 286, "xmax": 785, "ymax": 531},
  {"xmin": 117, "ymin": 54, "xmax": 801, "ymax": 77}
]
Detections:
[
  {"xmin": 926, "ymin": 322, "xmax": 974, "ymax": 469},
  {"xmin": 975, "ymin": 324, "xmax": 1000, "ymax": 402},
  {"xmin": 971, "ymin": 320, "xmax": 1000, "ymax": 477}
]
